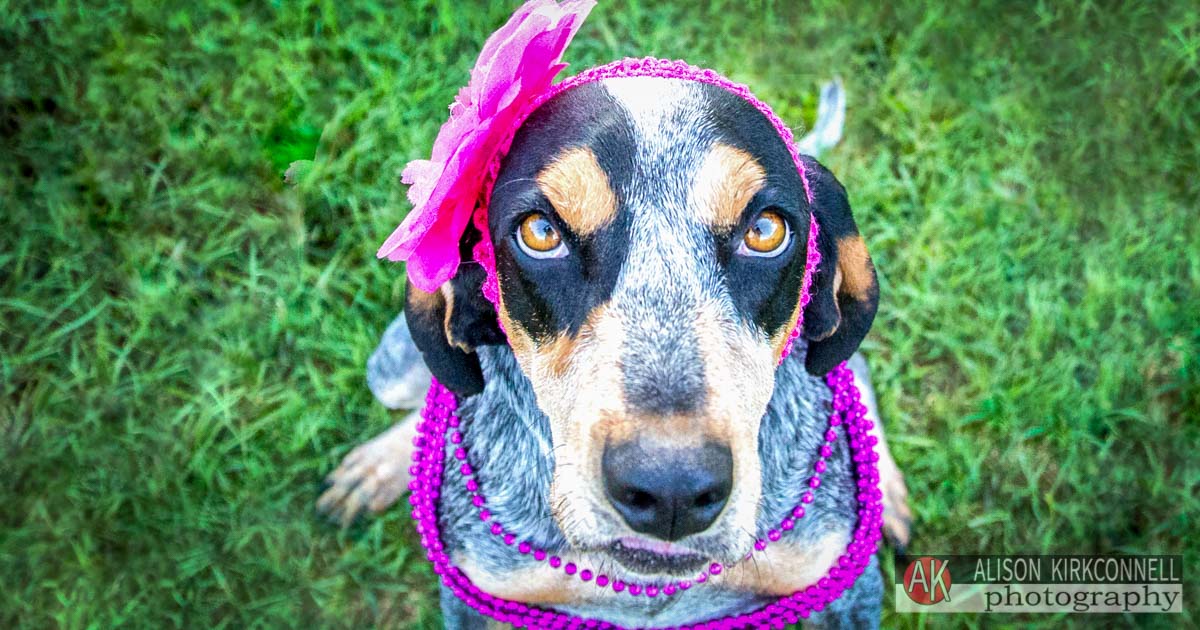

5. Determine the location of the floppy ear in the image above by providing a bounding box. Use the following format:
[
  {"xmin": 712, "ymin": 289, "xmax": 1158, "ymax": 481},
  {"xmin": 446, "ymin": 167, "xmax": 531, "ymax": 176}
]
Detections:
[
  {"xmin": 404, "ymin": 263, "xmax": 506, "ymax": 397},
  {"xmin": 800, "ymin": 156, "xmax": 880, "ymax": 376}
]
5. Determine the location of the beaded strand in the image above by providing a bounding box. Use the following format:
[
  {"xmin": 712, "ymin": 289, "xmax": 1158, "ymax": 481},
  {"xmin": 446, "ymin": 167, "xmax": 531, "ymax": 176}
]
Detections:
[{"xmin": 407, "ymin": 362, "xmax": 882, "ymax": 629}]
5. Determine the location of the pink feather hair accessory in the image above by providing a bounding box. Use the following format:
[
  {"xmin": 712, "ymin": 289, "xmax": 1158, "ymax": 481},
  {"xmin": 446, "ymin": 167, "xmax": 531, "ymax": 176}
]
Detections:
[{"xmin": 377, "ymin": 0, "xmax": 596, "ymax": 292}]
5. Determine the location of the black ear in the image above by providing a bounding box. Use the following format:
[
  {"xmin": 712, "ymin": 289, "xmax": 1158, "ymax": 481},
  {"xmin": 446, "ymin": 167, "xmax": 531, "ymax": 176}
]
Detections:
[
  {"xmin": 404, "ymin": 263, "xmax": 506, "ymax": 397},
  {"xmin": 800, "ymin": 156, "xmax": 880, "ymax": 376}
]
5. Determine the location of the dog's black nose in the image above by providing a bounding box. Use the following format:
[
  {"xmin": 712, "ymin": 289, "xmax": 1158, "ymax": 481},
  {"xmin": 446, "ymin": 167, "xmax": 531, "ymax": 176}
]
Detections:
[{"xmin": 601, "ymin": 441, "xmax": 733, "ymax": 541}]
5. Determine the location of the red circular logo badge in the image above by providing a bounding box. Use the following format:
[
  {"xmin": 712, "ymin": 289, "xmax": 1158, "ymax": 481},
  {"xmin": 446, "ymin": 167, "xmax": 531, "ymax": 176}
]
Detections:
[{"xmin": 902, "ymin": 557, "xmax": 953, "ymax": 605}]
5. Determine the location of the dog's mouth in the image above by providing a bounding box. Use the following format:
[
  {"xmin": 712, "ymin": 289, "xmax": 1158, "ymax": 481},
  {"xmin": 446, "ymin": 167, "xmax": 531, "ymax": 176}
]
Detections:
[{"xmin": 606, "ymin": 537, "xmax": 709, "ymax": 575}]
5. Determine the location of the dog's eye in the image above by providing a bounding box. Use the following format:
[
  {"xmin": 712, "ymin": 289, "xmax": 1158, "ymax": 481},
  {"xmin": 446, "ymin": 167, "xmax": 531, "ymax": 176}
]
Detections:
[
  {"xmin": 738, "ymin": 210, "xmax": 790, "ymax": 257},
  {"xmin": 516, "ymin": 213, "xmax": 567, "ymax": 259}
]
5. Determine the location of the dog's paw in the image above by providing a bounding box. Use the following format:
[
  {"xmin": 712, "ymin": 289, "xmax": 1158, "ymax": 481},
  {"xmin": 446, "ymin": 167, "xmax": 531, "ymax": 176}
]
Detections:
[
  {"xmin": 878, "ymin": 456, "xmax": 912, "ymax": 553},
  {"xmin": 317, "ymin": 411, "xmax": 419, "ymax": 527}
]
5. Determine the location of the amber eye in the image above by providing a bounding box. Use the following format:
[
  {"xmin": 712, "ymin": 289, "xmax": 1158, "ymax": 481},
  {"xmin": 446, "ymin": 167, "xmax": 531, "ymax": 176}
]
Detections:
[
  {"xmin": 516, "ymin": 213, "xmax": 567, "ymax": 259},
  {"xmin": 739, "ymin": 210, "xmax": 790, "ymax": 257}
]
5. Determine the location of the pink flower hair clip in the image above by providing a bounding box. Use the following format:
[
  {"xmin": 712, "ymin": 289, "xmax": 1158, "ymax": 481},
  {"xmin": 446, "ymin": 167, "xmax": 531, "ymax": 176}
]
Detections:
[{"xmin": 377, "ymin": 0, "xmax": 596, "ymax": 293}]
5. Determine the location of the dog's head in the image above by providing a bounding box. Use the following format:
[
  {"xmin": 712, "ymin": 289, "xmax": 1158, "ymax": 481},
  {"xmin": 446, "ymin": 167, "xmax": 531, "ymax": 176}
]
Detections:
[{"xmin": 405, "ymin": 76, "xmax": 877, "ymax": 578}]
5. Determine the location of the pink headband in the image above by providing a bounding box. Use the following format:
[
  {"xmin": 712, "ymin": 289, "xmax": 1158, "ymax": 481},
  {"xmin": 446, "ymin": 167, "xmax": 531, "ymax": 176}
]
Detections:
[{"xmin": 379, "ymin": 0, "xmax": 821, "ymax": 361}]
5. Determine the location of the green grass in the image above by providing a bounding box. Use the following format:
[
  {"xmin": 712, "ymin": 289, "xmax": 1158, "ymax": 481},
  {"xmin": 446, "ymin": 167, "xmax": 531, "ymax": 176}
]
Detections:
[{"xmin": 2, "ymin": 0, "xmax": 1197, "ymax": 627}]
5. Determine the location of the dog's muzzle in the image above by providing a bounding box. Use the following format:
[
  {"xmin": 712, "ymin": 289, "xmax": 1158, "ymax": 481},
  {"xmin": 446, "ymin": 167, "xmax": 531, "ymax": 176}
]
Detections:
[{"xmin": 601, "ymin": 440, "xmax": 733, "ymax": 542}]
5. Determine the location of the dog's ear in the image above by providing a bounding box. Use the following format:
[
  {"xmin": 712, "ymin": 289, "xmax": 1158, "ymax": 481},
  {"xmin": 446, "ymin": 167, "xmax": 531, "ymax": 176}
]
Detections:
[
  {"xmin": 800, "ymin": 156, "xmax": 880, "ymax": 375},
  {"xmin": 404, "ymin": 263, "xmax": 505, "ymax": 397}
]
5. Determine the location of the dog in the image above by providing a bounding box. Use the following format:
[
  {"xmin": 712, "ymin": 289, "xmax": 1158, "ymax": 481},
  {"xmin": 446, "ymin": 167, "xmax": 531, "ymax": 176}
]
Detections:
[{"xmin": 319, "ymin": 76, "xmax": 911, "ymax": 628}]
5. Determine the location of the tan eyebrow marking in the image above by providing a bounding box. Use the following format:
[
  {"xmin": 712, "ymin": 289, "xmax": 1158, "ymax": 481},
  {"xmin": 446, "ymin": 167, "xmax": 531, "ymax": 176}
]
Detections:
[
  {"xmin": 535, "ymin": 147, "xmax": 618, "ymax": 236},
  {"xmin": 693, "ymin": 143, "xmax": 767, "ymax": 229}
]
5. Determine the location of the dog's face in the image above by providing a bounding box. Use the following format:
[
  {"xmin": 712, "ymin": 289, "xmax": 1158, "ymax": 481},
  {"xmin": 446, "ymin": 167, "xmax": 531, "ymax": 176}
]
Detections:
[{"xmin": 406, "ymin": 77, "xmax": 878, "ymax": 579}]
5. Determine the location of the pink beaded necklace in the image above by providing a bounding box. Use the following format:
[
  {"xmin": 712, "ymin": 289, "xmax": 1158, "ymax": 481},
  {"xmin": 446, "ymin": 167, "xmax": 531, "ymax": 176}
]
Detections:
[
  {"xmin": 380, "ymin": 4, "xmax": 884, "ymax": 626},
  {"xmin": 409, "ymin": 363, "xmax": 882, "ymax": 629}
]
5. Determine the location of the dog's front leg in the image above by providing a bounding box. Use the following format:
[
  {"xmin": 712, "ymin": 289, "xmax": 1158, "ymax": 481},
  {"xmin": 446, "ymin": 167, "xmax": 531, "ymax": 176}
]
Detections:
[
  {"xmin": 318, "ymin": 313, "xmax": 432, "ymax": 525},
  {"xmin": 847, "ymin": 354, "xmax": 912, "ymax": 551},
  {"xmin": 317, "ymin": 410, "xmax": 420, "ymax": 526}
]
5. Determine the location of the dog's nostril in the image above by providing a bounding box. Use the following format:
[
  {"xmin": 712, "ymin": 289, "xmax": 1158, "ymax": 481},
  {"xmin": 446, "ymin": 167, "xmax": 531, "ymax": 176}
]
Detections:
[
  {"xmin": 693, "ymin": 489, "xmax": 722, "ymax": 508},
  {"xmin": 602, "ymin": 441, "xmax": 734, "ymax": 541},
  {"xmin": 625, "ymin": 489, "xmax": 657, "ymax": 510}
]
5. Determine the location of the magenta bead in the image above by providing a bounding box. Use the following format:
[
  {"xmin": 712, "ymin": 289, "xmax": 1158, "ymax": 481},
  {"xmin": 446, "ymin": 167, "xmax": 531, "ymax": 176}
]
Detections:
[
  {"xmin": 489, "ymin": 523, "xmax": 503, "ymax": 536},
  {"xmin": 612, "ymin": 580, "xmax": 625, "ymax": 593},
  {"xmin": 548, "ymin": 556, "xmax": 562, "ymax": 568},
  {"xmin": 533, "ymin": 549, "xmax": 546, "ymax": 561},
  {"xmin": 646, "ymin": 586, "xmax": 658, "ymax": 598},
  {"xmin": 768, "ymin": 529, "xmax": 781, "ymax": 542},
  {"xmin": 579, "ymin": 569, "xmax": 592, "ymax": 581},
  {"xmin": 628, "ymin": 584, "xmax": 641, "ymax": 596},
  {"xmin": 595, "ymin": 575, "xmax": 609, "ymax": 587},
  {"xmin": 564, "ymin": 562, "xmax": 577, "ymax": 575},
  {"xmin": 518, "ymin": 542, "xmax": 531, "ymax": 554}
]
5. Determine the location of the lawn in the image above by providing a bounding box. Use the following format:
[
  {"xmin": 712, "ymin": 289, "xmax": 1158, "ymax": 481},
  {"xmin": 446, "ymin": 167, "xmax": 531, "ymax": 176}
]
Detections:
[{"xmin": 2, "ymin": 0, "xmax": 1198, "ymax": 627}]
